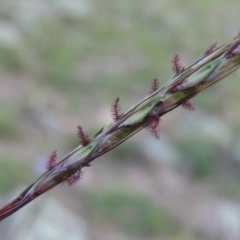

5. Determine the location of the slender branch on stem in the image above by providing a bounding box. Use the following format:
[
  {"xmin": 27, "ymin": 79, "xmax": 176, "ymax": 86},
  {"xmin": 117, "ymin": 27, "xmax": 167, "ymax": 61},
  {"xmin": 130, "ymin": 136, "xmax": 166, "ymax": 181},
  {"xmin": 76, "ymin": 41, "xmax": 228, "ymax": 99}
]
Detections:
[{"xmin": 0, "ymin": 33, "xmax": 240, "ymax": 221}]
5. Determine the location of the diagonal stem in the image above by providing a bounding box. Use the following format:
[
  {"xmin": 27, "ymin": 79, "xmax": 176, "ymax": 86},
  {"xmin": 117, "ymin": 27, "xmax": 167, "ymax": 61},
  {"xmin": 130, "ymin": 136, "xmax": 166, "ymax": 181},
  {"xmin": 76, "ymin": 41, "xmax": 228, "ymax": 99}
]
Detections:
[{"xmin": 1, "ymin": 33, "xmax": 240, "ymax": 222}]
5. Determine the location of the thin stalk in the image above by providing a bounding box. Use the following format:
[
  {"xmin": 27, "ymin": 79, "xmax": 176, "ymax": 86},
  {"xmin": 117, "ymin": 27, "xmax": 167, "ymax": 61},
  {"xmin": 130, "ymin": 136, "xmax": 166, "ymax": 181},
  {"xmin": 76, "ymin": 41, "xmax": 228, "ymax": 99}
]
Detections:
[{"xmin": 0, "ymin": 33, "xmax": 240, "ymax": 222}]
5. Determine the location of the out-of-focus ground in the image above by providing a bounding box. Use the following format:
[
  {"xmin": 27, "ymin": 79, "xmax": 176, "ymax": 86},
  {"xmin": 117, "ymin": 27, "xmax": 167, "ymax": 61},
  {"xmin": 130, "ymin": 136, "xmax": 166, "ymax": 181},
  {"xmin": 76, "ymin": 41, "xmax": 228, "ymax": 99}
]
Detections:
[{"xmin": 0, "ymin": 1, "xmax": 240, "ymax": 240}]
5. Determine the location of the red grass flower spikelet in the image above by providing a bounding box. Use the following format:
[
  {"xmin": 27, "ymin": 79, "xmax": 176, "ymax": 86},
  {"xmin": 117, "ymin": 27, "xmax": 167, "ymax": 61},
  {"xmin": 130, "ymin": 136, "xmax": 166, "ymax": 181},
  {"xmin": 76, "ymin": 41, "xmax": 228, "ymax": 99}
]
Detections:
[
  {"xmin": 66, "ymin": 167, "xmax": 83, "ymax": 185},
  {"xmin": 181, "ymin": 99, "xmax": 195, "ymax": 111},
  {"xmin": 170, "ymin": 54, "xmax": 188, "ymax": 91},
  {"xmin": 149, "ymin": 78, "xmax": 159, "ymax": 94},
  {"xmin": 77, "ymin": 126, "xmax": 90, "ymax": 146},
  {"xmin": 204, "ymin": 42, "xmax": 217, "ymax": 56},
  {"xmin": 111, "ymin": 97, "xmax": 123, "ymax": 120},
  {"xmin": 46, "ymin": 150, "xmax": 57, "ymax": 170},
  {"xmin": 146, "ymin": 113, "xmax": 160, "ymax": 139},
  {"xmin": 171, "ymin": 54, "xmax": 185, "ymax": 75}
]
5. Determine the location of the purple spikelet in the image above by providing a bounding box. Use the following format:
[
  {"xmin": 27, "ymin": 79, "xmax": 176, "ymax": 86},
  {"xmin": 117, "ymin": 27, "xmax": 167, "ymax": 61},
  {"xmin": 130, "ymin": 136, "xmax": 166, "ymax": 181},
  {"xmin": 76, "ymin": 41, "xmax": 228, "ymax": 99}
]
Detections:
[
  {"xmin": 77, "ymin": 126, "xmax": 90, "ymax": 146},
  {"xmin": 111, "ymin": 97, "xmax": 123, "ymax": 120},
  {"xmin": 149, "ymin": 78, "xmax": 159, "ymax": 94},
  {"xmin": 145, "ymin": 114, "xmax": 160, "ymax": 139},
  {"xmin": 46, "ymin": 151, "xmax": 57, "ymax": 170}
]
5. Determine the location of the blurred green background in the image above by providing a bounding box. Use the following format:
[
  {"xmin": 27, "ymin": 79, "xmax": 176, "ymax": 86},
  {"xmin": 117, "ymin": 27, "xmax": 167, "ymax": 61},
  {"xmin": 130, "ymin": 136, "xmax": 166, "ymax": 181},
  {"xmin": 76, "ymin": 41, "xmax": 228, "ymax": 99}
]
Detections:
[{"xmin": 1, "ymin": 0, "xmax": 240, "ymax": 240}]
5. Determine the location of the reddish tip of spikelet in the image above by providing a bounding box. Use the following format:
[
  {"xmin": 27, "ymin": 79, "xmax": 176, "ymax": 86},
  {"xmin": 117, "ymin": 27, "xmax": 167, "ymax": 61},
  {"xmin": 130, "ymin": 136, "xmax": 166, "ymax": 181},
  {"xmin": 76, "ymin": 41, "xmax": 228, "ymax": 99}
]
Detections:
[
  {"xmin": 46, "ymin": 150, "xmax": 57, "ymax": 170},
  {"xmin": 204, "ymin": 42, "xmax": 217, "ymax": 56},
  {"xmin": 111, "ymin": 97, "xmax": 123, "ymax": 120},
  {"xmin": 149, "ymin": 78, "xmax": 159, "ymax": 94},
  {"xmin": 181, "ymin": 99, "xmax": 195, "ymax": 111},
  {"xmin": 170, "ymin": 54, "xmax": 187, "ymax": 91},
  {"xmin": 171, "ymin": 54, "xmax": 185, "ymax": 75},
  {"xmin": 77, "ymin": 126, "xmax": 89, "ymax": 146},
  {"xmin": 146, "ymin": 114, "xmax": 160, "ymax": 139},
  {"xmin": 66, "ymin": 167, "xmax": 83, "ymax": 185}
]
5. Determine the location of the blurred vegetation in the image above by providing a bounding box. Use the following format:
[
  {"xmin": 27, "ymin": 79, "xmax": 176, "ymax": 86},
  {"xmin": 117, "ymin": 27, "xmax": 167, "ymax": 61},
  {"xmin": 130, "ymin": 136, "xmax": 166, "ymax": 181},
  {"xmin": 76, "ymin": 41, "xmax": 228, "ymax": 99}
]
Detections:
[
  {"xmin": 0, "ymin": 102, "xmax": 22, "ymax": 140},
  {"xmin": 0, "ymin": 0, "xmax": 240, "ymax": 240},
  {"xmin": 0, "ymin": 156, "xmax": 32, "ymax": 192},
  {"xmin": 85, "ymin": 189, "xmax": 180, "ymax": 237}
]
